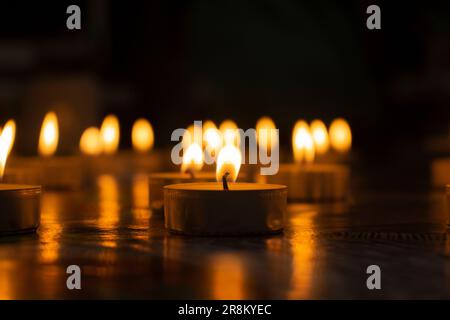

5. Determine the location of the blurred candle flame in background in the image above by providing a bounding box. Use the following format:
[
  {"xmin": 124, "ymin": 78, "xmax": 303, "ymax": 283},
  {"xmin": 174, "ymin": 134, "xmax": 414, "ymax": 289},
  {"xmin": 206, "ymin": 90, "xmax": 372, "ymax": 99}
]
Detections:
[
  {"xmin": 182, "ymin": 123, "xmax": 202, "ymax": 150},
  {"xmin": 292, "ymin": 120, "xmax": 315, "ymax": 164},
  {"xmin": 256, "ymin": 116, "xmax": 278, "ymax": 153},
  {"xmin": 100, "ymin": 115, "xmax": 120, "ymax": 155},
  {"xmin": 219, "ymin": 119, "xmax": 240, "ymax": 147},
  {"xmin": 132, "ymin": 118, "xmax": 154, "ymax": 153},
  {"xmin": 329, "ymin": 118, "xmax": 352, "ymax": 153},
  {"xmin": 216, "ymin": 144, "xmax": 242, "ymax": 182},
  {"xmin": 181, "ymin": 143, "xmax": 204, "ymax": 173},
  {"xmin": 80, "ymin": 127, "xmax": 103, "ymax": 156},
  {"xmin": 204, "ymin": 127, "xmax": 222, "ymax": 157},
  {"xmin": 203, "ymin": 120, "xmax": 217, "ymax": 134},
  {"xmin": 0, "ymin": 120, "xmax": 16, "ymax": 178},
  {"xmin": 310, "ymin": 119, "xmax": 329, "ymax": 155},
  {"xmin": 38, "ymin": 112, "xmax": 59, "ymax": 157}
]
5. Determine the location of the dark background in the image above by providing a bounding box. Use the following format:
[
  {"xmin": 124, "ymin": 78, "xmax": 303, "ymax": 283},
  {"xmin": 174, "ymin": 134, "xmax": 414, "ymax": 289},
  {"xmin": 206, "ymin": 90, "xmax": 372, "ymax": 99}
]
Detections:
[{"xmin": 0, "ymin": 0, "xmax": 449, "ymax": 159}]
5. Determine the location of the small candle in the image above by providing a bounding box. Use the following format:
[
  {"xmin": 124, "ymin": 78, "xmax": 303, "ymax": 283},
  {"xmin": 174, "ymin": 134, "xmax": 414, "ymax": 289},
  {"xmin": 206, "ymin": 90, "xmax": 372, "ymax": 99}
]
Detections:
[
  {"xmin": 329, "ymin": 118, "xmax": 352, "ymax": 153},
  {"xmin": 149, "ymin": 143, "xmax": 215, "ymax": 210},
  {"xmin": 261, "ymin": 120, "xmax": 349, "ymax": 202},
  {"xmin": 219, "ymin": 119, "xmax": 240, "ymax": 147},
  {"xmin": 203, "ymin": 121, "xmax": 222, "ymax": 159},
  {"xmin": 164, "ymin": 144, "xmax": 287, "ymax": 236},
  {"xmin": 132, "ymin": 118, "xmax": 154, "ymax": 153},
  {"xmin": 0, "ymin": 121, "xmax": 41, "ymax": 235},
  {"xmin": 79, "ymin": 117, "xmax": 164, "ymax": 181},
  {"xmin": 80, "ymin": 126, "xmax": 103, "ymax": 156},
  {"xmin": 100, "ymin": 114, "xmax": 120, "ymax": 155},
  {"xmin": 6, "ymin": 112, "xmax": 83, "ymax": 189}
]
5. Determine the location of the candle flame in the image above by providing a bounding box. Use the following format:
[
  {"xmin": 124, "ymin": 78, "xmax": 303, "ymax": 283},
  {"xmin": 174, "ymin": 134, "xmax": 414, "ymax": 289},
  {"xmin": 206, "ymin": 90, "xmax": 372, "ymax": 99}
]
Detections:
[
  {"xmin": 80, "ymin": 127, "xmax": 103, "ymax": 155},
  {"xmin": 256, "ymin": 116, "xmax": 278, "ymax": 151},
  {"xmin": 204, "ymin": 127, "xmax": 222, "ymax": 154},
  {"xmin": 203, "ymin": 120, "xmax": 217, "ymax": 133},
  {"xmin": 182, "ymin": 123, "xmax": 202, "ymax": 150},
  {"xmin": 181, "ymin": 143, "xmax": 204, "ymax": 173},
  {"xmin": 292, "ymin": 120, "xmax": 315, "ymax": 163},
  {"xmin": 132, "ymin": 118, "xmax": 154, "ymax": 153},
  {"xmin": 219, "ymin": 119, "xmax": 240, "ymax": 147},
  {"xmin": 310, "ymin": 119, "xmax": 329, "ymax": 155},
  {"xmin": 329, "ymin": 118, "xmax": 352, "ymax": 153},
  {"xmin": 216, "ymin": 144, "xmax": 242, "ymax": 182},
  {"xmin": 203, "ymin": 120, "xmax": 221, "ymax": 150},
  {"xmin": 0, "ymin": 120, "xmax": 16, "ymax": 178},
  {"xmin": 100, "ymin": 115, "xmax": 120, "ymax": 155},
  {"xmin": 38, "ymin": 112, "xmax": 59, "ymax": 157}
]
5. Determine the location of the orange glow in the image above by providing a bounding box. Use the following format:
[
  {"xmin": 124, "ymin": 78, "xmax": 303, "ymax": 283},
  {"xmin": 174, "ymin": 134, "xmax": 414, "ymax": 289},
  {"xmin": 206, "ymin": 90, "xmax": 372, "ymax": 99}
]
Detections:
[
  {"xmin": 256, "ymin": 116, "xmax": 278, "ymax": 151},
  {"xmin": 100, "ymin": 115, "xmax": 120, "ymax": 155},
  {"xmin": 80, "ymin": 127, "xmax": 103, "ymax": 156},
  {"xmin": 219, "ymin": 119, "xmax": 240, "ymax": 146},
  {"xmin": 181, "ymin": 143, "xmax": 204, "ymax": 173},
  {"xmin": 203, "ymin": 120, "xmax": 222, "ymax": 153},
  {"xmin": 329, "ymin": 118, "xmax": 352, "ymax": 153},
  {"xmin": 97, "ymin": 174, "xmax": 120, "ymax": 234},
  {"xmin": 132, "ymin": 118, "xmax": 154, "ymax": 153},
  {"xmin": 182, "ymin": 123, "xmax": 202, "ymax": 150},
  {"xmin": 39, "ymin": 193, "xmax": 63, "ymax": 264},
  {"xmin": 209, "ymin": 253, "xmax": 246, "ymax": 299},
  {"xmin": 132, "ymin": 173, "xmax": 150, "ymax": 212},
  {"xmin": 204, "ymin": 127, "xmax": 222, "ymax": 155},
  {"xmin": 287, "ymin": 209, "xmax": 317, "ymax": 299},
  {"xmin": 0, "ymin": 120, "xmax": 16, "ymax": 178},
  {"xmin": 216, "ymin": 144, "xmax": 242, "ymax": 182},
  {"xmin": 292, "ymin": 120, "xmax": 315, "ymax": 163},
  {"xmin": 203, "ymin": 120, "xmax": 217, "ymax": 133},
  {"xmin": 38, "ymin": 112, "xmax": 59, "ymax": 157},
  {"xmin": 310, "ymin": 119, "xmax": 329, "ymax": 155}
]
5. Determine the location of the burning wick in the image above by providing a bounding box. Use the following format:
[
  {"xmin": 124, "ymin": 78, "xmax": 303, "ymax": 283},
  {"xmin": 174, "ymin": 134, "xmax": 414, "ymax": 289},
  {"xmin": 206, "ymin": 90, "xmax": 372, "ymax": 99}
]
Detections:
[
  {"xmin": 185, "ymin": 168, "xmax": 196, "ymax": 179},
  {"xmin": 222, "ymin": 172, "xmax": 230, "ymax": 190}
]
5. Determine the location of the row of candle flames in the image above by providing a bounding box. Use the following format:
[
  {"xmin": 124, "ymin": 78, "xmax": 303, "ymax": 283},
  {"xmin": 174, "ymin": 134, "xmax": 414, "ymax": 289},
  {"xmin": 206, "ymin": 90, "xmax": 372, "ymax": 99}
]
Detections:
[{"xmin": 0, "ymin": 112, "xmax": 352, "ymax": 180}]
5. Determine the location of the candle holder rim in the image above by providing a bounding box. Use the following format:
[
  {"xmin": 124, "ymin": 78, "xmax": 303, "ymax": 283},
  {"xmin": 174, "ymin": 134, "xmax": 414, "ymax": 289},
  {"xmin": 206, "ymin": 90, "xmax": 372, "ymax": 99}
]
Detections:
[
  {"xmin": 164, "ymin": 182, "xmax": 287, "ymax": 191},
  {"xmin": 0, "ymin": 184, "xmax": 41, "ymax": 191}
]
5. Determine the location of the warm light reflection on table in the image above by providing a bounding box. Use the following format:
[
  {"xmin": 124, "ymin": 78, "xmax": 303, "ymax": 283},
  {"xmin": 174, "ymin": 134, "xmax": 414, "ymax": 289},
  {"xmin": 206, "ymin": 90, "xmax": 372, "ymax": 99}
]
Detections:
[
  {"xmin": 0, "ymin": 175, "xmax": 449, "ymax": 299},
  {"xmin": 209, "ymin": 253, "xmax": 246, "ymax": 299},
  {"xmin": 97, "ymin": 174, "xmax": 120, "ymax": 248},
  {"xmin": 39, "ymin": 193, "xmax": 63, "ymax": 264},
  {"xmin": 287, "ymin": 209, "xmax": 317, "ymax": 299}
]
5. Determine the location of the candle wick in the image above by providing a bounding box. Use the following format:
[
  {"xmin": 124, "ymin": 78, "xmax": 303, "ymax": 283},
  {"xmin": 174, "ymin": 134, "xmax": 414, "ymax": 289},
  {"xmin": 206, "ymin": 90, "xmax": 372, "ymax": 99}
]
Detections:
[
  {"xmin": 222, "ymin": 172, "xmax": 230, "ymax": 190},
  {"xmin": 186, "ymin": 169, "xmax": 195, "ymax": 179}
]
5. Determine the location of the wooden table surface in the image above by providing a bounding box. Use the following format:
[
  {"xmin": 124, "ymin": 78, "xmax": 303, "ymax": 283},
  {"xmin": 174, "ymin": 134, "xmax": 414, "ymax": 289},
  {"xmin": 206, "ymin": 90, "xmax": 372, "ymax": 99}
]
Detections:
[{"xmin": 0, "ymin": 168, "xmax": 449, "ymax": 300}]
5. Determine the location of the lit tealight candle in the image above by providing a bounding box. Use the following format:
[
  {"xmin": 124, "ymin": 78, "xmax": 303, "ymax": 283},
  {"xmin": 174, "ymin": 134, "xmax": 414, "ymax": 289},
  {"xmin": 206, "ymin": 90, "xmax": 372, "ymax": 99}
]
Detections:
[
  {"xmin": 310, "ymin": 119, "xmax": 329, "ymax": 156},
  {"xmin": 256, "ymin": 116, "xmax": 278, "ymax": 154},
  {"xmin": 0, "ymin": 121, "xmax": 41, "ymax": 235},
  {"xmin": 4, "ymin": 113, "xmax": 84, "ymax": 189},
  {"xmin": 38, "ymin": 111, "xmax": 59, "ymax": 157},
  {"xmin": 132, "ymin": 118, "xmax": 154, "ymax": 153},
  {"xmin": 80, "ymin": 127, "xmax": 103, "ymax": 156},
  {"xmin": 148, "ymin": 142, "xmax": 216, "ymax": 210},
  {"xmin": 219, "ymin": 119, "xmax": 240, "ymax": 147},
  {"xmin": 263, "ymin": 120, "xmax": 349, "ymax": 202},
  {"xmin": 203, "ymin": 121, "xmax": 222, "ymax": 159},
  {"xmin": 164, "ymin": 144, "xmax": 287, "ymax": 236},
  {"xmin": 329, "ymin": 118, "xmax": 352, "ymax": 153},
  {"xmin": 100, "ymin": 114, "xmax": 120, "ymax": 155}
]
